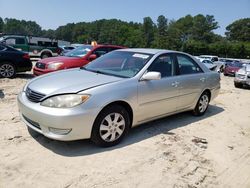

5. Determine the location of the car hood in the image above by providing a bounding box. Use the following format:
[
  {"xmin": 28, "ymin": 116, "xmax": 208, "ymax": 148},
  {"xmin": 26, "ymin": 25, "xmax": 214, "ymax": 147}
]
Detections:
[
  {"xmin": 40, "ymin": 56, "xmax": 84, "ymax": 64},
  {"xmin": 226, "ymin": 66, "xmax": 241, "ymax": 71},
  {"xmin": 28, "ymin": 69, "xmax": 123, "ymax": 95}
]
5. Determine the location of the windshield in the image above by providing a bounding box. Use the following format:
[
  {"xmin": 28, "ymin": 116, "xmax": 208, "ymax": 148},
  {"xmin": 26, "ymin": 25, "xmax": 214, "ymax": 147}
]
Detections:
[
  {"xmin": 64, "ymin": 45, "xmax": 93, "ymax": 57},
  {"xmin": 227, "ymin": 61, "xmax": 243, "ymax": 68},
  {"xmin": 84, "ymin": 51, "xmax": 153, "ymax": 78}
]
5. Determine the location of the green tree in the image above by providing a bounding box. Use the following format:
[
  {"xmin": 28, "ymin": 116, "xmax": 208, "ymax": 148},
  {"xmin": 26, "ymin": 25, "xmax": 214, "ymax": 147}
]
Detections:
[
  {"xmin": 226, "ymin": 18, "xmax": 250, "ymax": 42},
  {"xmin": 154, "ymin": 15, "xmax": 168, "ymax": 49},
  {"xmin": 142, "ymin": 17, "xmax": 155, "ymax": 47}
]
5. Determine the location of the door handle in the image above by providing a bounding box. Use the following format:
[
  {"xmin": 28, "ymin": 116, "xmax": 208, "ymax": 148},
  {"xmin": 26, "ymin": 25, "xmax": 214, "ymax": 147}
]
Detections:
[{"xmin": 200, "ymin": 78, "xmax": 206, "ymax": 82}]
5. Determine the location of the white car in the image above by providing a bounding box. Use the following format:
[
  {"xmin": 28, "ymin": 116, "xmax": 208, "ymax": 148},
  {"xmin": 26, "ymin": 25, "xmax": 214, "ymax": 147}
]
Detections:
[
  {"xmin": 234, "ymin": 64, "xmax": 250, "ymax": 88},
  {"xmin": 199, "ymin": 55, "xmax": 224, "ymax": 72}
]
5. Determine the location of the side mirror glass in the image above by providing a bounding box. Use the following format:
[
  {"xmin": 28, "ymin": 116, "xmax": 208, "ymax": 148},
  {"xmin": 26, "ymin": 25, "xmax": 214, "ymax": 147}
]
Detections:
[{"xmin": 141, "ymin": 72, "xmax": 161, "ymax": 81}]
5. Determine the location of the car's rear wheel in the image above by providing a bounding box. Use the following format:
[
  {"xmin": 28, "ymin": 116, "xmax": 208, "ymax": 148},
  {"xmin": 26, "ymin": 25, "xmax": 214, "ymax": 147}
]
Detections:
[
  {"xmin": 41, "ymin": 52, "xmax": 51, "ymax": 59},
  {"xmin": 234, "ymin": 82, "xmax": 243, "ymax": 88},
  {"xmin": 193, "ymin": 91, "xmax": 210, "ymax": 116},
  {"xmin": 0, "ymin": 63, "xmax": 16, "ymax": 78},
  {"xmin": 91, "ymin": 105, "xmax": 130, "ymax": 147}
]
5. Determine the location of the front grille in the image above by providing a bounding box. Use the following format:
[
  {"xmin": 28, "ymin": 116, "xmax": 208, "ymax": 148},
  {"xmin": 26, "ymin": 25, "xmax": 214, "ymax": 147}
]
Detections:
[
  {"xmin": 25, "ymin": 87, "xmax": 46, "ymax": 103},
  {"xmin": 35, "ymin": 62, "xmax": 46, "ymax": 69},
  {"xmin": 23, "ymin": 115, "xmax": 41, "ymax": 130}
]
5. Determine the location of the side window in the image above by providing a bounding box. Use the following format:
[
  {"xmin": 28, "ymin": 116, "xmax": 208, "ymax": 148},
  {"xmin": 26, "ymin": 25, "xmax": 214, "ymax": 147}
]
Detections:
[
  {"xmin": 5, "ymin": 38, "xmax": 16, "ymax": 45},
  {"xmin": 93, "ymin": 47, "xmax": 109, "ymax": 58},
  {"xmin": 147, "ymin": 54, "xmax": 174, "ymax": 78},
  {"xmin": 177, "ymin": 54, "xmax": 203, "ymax": 75},
  {"xmin": 15, "ymin": 38, "xmax": 25, "ymax": 45}
]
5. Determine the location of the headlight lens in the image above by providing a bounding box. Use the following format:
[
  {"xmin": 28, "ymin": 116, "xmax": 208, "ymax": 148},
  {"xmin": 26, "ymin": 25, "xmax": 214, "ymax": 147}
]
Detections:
[
  {"xmin": 41, "ymin": 94, "xmax": 90, "ymax": 108},
  {"xmin": 47, "ymin": 62, "xmax": 63, "ymax": 70}
]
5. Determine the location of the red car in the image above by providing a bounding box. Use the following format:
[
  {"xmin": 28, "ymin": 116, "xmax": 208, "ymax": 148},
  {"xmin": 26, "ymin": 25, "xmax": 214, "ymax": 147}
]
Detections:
[
  {"xmin": 224, "ymin": 61, "xmax": 243, "ymax": 76},
  {"xmin": 33, "ymin": 44, "xmax": 124, "ymax": 76}
]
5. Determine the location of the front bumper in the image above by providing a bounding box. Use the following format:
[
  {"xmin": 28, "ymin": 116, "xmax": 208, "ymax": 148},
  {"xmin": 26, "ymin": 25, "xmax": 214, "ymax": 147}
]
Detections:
[
  {"xmin": 17, "ymin": 92, "xmax": 99, "ymax": 141},
  {"xmin": 33, "ymin": 67, "xmax": 56, "ymax": 76},
  {"xmin": 234, "ymin": 76, "xmax": 250, "ymax": 86}
]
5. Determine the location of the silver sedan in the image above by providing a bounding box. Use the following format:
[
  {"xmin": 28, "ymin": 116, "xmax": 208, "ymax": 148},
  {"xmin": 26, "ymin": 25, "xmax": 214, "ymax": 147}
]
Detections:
[{"xmin": 18, "ymin": 49, "xmax": 220, "ymax": 147}]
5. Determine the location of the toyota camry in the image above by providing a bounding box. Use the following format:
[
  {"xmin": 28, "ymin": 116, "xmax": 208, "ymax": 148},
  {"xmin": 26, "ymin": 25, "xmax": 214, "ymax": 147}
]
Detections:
[{"xmin": 18, "ymin": 49, "xmax": 220, "ymax": 147}]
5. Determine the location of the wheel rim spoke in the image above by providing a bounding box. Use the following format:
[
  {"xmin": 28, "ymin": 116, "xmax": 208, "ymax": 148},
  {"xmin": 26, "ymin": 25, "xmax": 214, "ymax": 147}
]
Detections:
[
  {"xmin": 102, "ymin": 132, "xmax": 111, "ymax": 140},
  {"xmin": 110, "ymin": 133, "xmax": 116, "ymax": 141},
  {"xmin": 100, "ymin": 124, "xmax": 109, "ymax": 131}
]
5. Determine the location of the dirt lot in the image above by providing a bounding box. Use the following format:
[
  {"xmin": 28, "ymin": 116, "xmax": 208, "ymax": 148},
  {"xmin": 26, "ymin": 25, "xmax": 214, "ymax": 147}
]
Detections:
[{"xmin": 0, "ymin": 73, "xmax": 250, "ymax": 188}]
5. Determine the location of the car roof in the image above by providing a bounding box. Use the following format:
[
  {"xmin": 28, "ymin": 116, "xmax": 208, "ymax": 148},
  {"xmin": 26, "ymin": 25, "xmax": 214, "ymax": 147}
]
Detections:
[
  {"xmin": 117, "ymin": 48, "xmax": 177, "ymax": 55},
  {"xmin": 93, "ymin": 44, "xmax": 125, "ymax": 49}
]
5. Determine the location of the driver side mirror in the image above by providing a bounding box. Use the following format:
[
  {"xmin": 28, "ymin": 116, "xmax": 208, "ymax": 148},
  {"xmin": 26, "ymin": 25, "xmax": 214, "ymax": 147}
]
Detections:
[
  {"xmin": 140, "ymin": 72, "xmax": 161, "ymax": 81},
  {"xmin": 89, "ymin": 54, "xmax": 97, "ymax": 61}
]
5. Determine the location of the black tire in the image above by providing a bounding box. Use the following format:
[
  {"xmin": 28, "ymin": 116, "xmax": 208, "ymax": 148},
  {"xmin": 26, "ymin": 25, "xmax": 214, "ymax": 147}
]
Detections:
[
  {"xmin": 0, "ymin": 62, "xmax": 16, "ymax": 78},
  {"xmin": 193, "ymin": 91, "xmax": 210, "ymax": 116},
  {"xmin": 234, "ymin": 82, "xmax": 243, "ymax": 88},
  {"xmin": 224, "ymin": 73, "xmax": 228, "ymax": 76},
  {"xmin": 41, "ymin": 52, "xmax": 51, "ymax": 59},
  {"xmin": 91, "ymin": 105, "xmax": 130, "ymax": 147},
  {"xmin": 220, "ymin": 66, "xmax": 224, "ymax": 73}
]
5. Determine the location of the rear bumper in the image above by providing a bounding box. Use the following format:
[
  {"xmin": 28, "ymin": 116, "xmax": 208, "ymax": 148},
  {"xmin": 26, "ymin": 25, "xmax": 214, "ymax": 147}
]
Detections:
[{"xmin": 17, "ymin": 92, "xmax": 99, "ymax": 141}]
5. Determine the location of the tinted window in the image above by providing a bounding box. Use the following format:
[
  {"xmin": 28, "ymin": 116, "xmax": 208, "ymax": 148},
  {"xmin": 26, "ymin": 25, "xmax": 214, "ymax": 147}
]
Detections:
[
  {"xmin": 16, "ymin": 38, "xmax": 25, "ymax": 45},
  {"xmin": 177, "ymin": 54, "xmax": 202, "ymax": 75},
  {"xmin": 92, "ymin": 47, "xmax": 109, "ymax": 57},
  {"xmin": 148, "ymin": 54, "xmax": 174, "ymax": 77}
]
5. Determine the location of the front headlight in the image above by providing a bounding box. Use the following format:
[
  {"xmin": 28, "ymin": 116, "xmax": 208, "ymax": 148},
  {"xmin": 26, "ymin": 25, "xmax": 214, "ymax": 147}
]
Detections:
[
  {"xmin": 47, "ymin": 62, "xmax": 63, "ymax": 70},
  {"xmin": 41, "ymin": 94, "xmax": 90, "ymax": 108}
]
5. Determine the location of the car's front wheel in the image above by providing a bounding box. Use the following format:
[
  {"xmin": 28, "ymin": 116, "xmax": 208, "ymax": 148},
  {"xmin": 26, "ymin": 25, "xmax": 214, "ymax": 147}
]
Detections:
[
  {"xmin": 193, "ymin": 91, "xmax": 210, "ymax": 116},
  {"xmin": 0, "ymin": 63, "xmax": 16, "ymax": 78},
  {"xmin": 234, "ymin": 82, "xmax": 243, "ymax": 88},
  {"xmin": 91, "ymin": 105, "xmax": 130, "ymax": 147}
]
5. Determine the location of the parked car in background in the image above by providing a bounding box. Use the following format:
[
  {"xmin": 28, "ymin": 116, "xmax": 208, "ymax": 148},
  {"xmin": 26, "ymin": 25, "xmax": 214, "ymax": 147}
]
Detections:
[
  {"xmin": 224, "ymin": 61, "xmax": 243, "ymax": 76},
  {"xmin": 234, "ymin": 64, "xmax": 250, "ymax": 88},
  {"xmin": 18, "ymin": 48, "xmax": 220, "ymax": 146},
  {"xmin": 0, "ymin": 35, "xmax": 61, "ymax": 59},
  {"xmin": 33, "ymin": 44, "xmax": 125, "ymax": 76},
  {"xmin": 199, "ymin": 55, "xmax": 224, "ymax": 72},
  {"xmin": 200, "ymin": 59, "xmax": 217, "ymax": 71},
  {"xmin": 0, "ymin": 44, "xmax": 32, "ymax": 78},
  {"xmin": 58, "ymin": 46, "xmax": 75, "ymax": 55}
]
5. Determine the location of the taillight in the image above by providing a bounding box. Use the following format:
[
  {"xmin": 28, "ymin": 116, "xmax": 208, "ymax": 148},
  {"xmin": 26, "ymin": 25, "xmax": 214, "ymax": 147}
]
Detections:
[{"xmin": 23, "ymin": 54, "xmax": 30, "ymax": 59}]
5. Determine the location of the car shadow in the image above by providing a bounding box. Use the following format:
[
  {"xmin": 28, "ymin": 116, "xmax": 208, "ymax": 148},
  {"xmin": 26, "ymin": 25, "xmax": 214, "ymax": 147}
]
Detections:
[
  {"xmin": 28, "ymin": 104, "xmax": 224, "ymax": 157},
  {"xmin": 16, "ymin": 73, "xmax": 34, "ymax": 79},
  {"xmin": 0, "ymin": 89, "xmax": 4, "ymax": 99}
]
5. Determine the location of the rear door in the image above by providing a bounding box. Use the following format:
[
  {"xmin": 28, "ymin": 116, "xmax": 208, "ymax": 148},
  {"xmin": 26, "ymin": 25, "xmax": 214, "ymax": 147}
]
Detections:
[
  {"xmin": 174, "ymin": 53, "xmax": 206, "ymax": 110},
  {"xmin": 137, "ymin": 53, "xmax": 179, "ymax": 122}
]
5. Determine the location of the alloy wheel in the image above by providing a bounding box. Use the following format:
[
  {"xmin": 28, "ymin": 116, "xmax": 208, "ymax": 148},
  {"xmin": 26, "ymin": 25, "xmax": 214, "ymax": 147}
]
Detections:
[
  {"xmin": 199, "ymin": 95, "xmax": 209, "ymax": 113},
  {"xmin": 0, "ymin": 64, "xmax": 15, "ymax": 78},
  {"xmin": 99, "ymin": 113, "xmax": 125, "ymax": 142}
]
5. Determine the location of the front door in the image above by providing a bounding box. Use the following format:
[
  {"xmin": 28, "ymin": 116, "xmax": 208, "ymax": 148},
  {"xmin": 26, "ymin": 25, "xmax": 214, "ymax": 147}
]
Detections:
[{"xmin": 137, "ymin": 53, "xmax": 179, "ymax": 122}]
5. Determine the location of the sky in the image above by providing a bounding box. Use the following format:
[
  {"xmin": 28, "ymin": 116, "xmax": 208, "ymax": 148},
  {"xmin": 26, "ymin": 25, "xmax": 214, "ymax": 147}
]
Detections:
[{"xmin": 0, "ymin": 0, "xmax": 249, "ymax": 36}]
